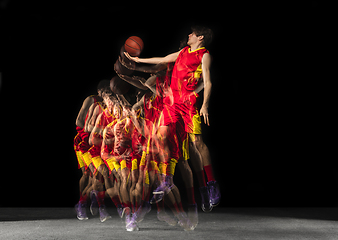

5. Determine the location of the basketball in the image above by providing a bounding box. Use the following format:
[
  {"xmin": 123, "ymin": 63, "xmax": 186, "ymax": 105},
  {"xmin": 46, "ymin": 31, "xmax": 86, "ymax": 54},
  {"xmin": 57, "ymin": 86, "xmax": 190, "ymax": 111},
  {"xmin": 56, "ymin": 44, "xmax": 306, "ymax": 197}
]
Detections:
[
  {"xmin": 124, "ymin": 36, "xmax": 144, "ymax": 57},
  {"xmin": 110, "ymin": 76, "xmax": 130, "ymax": 95}
]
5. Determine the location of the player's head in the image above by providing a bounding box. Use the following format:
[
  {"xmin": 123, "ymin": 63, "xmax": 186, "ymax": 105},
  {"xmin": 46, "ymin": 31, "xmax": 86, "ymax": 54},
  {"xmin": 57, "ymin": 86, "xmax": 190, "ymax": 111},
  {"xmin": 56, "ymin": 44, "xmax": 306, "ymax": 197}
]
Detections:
[
  {"xmin": 97, "ymin": 80, "xmax": 111, "ymax": 97},
  {"xmin": 188, "ymin": 26, "xmax": 213, "ymax": 47}
]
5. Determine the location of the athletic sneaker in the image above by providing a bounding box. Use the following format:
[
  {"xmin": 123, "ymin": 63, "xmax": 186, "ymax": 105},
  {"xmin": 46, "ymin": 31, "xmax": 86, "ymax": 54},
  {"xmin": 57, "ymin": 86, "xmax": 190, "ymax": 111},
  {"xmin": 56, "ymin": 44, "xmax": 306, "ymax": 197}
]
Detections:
[
  {"xmin": 125, "ymin": 208, "xmax": 139, "ymax": 231},
  {"xmin": 75, "ymin": 203, "xmax": 88, "ymax": 221},
  {"xmin": 187, "ymin": 204, "xmax": 198, "ymax": 230},
  {"xmin": 207, "ymin": 181, "xmax": 221, "ymax": 207},
  {"xmin": 99, "ymin": 205, "xmax": 111, "ymax": 222},
  {"xmin": 90, "ymin": 191, "xmax": 99, "ymax": 216},
  {"xmin": 157, "ymin": 210, "xmax": 177, "ymax": 226},
  {"xmin": 116, "ymin": 205, "xmax": 124, "ymax": 218},
  {"xmin": 199, "ymin": 186, "xmax": 213, "ymax": 212},
  {"xmin": 176, "ymin": 212, "xmax": 194, "ymax": 231},
  {"xmin": 150, "ymin": 180, "xmax": 173, "ymax": 204},
  {"xmin": 135, "ymin": 201, "xmax": 151, "ymax": 223}
]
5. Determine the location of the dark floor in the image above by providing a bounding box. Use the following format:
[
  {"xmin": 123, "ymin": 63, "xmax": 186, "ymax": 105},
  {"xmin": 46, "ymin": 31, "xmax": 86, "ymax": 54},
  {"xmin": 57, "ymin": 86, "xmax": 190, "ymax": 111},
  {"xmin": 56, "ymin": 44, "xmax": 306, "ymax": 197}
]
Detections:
[{"xmin": 1, "ymin": 207, "xmax": 338, "ymax": 240}]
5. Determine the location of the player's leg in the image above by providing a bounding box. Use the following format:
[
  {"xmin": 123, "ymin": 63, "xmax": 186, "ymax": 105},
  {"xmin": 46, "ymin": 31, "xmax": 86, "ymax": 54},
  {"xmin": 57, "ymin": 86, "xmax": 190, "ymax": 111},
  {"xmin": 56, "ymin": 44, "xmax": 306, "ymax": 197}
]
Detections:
[
  {"xmin": 180, "ymin": 101, "xmax": 214, "ymax": 211},
  {"xmin": 150, "ymin": 125, "xmax": 171, "ymax": 203},
  {"xmin": 175, "ymin": 119, "xmax": 199, "ymax": 225},
  {"xmin": 74, "ymin": 135, "xmax": 90, "ymax": 211},
  {"xmin": 190, "ymin": 134, "xmax": 221, "ymax": 208},
  {"xmin": 99, "ymin": 160, "xmax": 123, "ymax": 217},
  {"xmin": 120, "ymin": 160, "xmax": 138, "ymax": 231},
  {"xmin": 163, "ymin": 186, "xmax": 193, "ymax": 231},
  {"xmin": 135, "ymin": 156, "xmax": 152, "ymax": 222},
  {"xmin": 74, "ymin": 132, "xmax": 90, "ymax": 220},
  {"xmin": 177, "ymin": 159, "xmax": 198, "ymax": 229},
  {"xmin": 90, "ymin": 155, "xmax": 111, "ymax": 222},
  {"xmin": 129, "ymin": 159, "xmax": 139, "ymax": 213}
]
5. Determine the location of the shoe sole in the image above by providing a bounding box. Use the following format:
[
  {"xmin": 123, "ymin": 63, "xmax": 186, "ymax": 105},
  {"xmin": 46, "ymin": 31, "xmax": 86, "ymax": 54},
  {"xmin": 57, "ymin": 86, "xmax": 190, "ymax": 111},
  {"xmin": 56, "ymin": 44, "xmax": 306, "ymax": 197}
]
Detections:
[
  {"xmin": 100, "ymin": 216, "xmax": 111, "ymax": 223},
  {"xmin": 126, "ymin": 222, "xmax": 139, "ymax": 231},
  {"xmin": 77, "ymin": 216, "xmax": 89, "ymax": 221},
  {"xmin": 201, "ymin": 205, "xmax": 213, "ymax": 212},
  {"xmin": 210, "ymin": 197, "xmax": 221, "ymax": 207}
]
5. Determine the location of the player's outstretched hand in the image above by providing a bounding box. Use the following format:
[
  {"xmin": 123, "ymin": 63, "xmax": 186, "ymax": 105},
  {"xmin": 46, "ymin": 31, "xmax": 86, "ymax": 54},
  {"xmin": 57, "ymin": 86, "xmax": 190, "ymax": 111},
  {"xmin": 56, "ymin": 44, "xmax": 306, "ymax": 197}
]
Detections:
[
  {"xmin": 200, "ymin": 105, "xmax": 210, "ymax": 126},
  {"xmin": 124, "ymin": 52, "xmax": 139, "ymax": 63}
]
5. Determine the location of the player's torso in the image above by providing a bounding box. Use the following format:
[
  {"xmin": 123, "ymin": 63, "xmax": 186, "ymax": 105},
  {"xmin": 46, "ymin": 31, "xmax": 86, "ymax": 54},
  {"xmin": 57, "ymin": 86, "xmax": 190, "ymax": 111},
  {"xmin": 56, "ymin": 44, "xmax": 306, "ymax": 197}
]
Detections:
[
  {"xmin": 99, "ymin": 108, "xmax": 115, "ymax": 130},
  {"xmin": 144, "ymin": 93, "xmax": 163, "ymax": 123},
  {"xmin": 171, "ymin": 46, "xmax": 209, "ymax": 92},
  {"xmin": 113, "ymin": 118, "xmax": 133, "ymax": 154}
]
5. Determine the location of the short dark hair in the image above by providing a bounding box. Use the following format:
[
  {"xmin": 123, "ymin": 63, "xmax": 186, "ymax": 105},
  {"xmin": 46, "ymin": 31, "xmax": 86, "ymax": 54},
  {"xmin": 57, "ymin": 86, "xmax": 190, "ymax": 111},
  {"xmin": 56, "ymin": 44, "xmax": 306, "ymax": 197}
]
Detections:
[
  {"xmin": 97, "ymin": 79, "xmax": 110, "ymax": 92},
  {"xmin": 191, "ymin": 25, "xmax": 213, "ymax": 47}
]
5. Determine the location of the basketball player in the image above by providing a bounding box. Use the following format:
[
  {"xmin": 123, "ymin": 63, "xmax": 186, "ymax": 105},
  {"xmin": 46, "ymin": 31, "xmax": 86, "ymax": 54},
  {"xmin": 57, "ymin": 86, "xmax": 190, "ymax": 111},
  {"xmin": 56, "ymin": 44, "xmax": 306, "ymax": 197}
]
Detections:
[
  {"xmin": 74, "ymin": 80, "xmax": 110, "ymax": 220},
  {"xmin": 125, "ymin": 26, "xmax": 221, "ymax": 210}
]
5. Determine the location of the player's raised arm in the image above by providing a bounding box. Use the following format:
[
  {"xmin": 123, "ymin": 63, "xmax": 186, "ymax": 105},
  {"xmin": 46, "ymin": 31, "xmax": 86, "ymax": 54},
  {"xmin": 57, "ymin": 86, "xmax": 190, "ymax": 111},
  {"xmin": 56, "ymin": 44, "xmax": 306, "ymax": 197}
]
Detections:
[{"xmin": 124, "ymin": 50, "xmax": 181, "ymax": 65}]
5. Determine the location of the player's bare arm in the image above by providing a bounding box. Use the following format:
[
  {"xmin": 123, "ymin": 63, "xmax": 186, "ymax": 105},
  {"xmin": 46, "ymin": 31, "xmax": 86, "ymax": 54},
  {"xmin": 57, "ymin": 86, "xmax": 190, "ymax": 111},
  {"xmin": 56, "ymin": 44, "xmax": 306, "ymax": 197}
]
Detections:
[
  {"xmin": 130, "ymin": 95, "xmax": 145, "ymax": 137},
  {"xmin": 200, "ymin": 53, "xmax": 212, "ymax": 126},
  {"xmin": 86, "ymin": 104, "xmax": 101, "ymax": 133},
  {"xmin": 76, "ymin": 96, "xmax": 94, "ymax": 128},
  {"xmin": 142, "ymin": 75, "xmax": 157, "ymax": 95},
  {"xmin": 89, "ymin": 112, "xmax": 104, "ymax": 145},
  {"xmin": 84, "ymin": 103, "xmax": 95, "ymax": 132},
  {"xmin": 101, "ymin": 126, "xmax": 115, "ymax": 160},
  {"xmin": 124, "ymin": 50, "xmax": 181, "ymax": 65}
]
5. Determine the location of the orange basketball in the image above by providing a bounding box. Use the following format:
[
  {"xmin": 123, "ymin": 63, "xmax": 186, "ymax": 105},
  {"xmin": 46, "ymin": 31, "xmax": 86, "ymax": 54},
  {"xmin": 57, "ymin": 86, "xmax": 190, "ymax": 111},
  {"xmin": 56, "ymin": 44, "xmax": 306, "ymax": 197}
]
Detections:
[{"xmin": 124, "ymin": 36, "xmax": 144, "ymax": 57}]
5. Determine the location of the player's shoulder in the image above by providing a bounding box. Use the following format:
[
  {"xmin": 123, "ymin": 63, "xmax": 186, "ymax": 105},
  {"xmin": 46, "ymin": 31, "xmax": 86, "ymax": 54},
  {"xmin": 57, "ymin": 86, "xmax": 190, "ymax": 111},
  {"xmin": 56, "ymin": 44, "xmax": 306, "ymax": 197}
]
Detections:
[
  {"xmin": 202, "ymin": 51, "xmax": 212, "ymax": 62},
  {"xmin": 87, "ymin": 95, "xmax": 103, "ymax": 103},
  {"xmin": 83, "ymin": 95, "xmax": 95, "ymax": 106}
]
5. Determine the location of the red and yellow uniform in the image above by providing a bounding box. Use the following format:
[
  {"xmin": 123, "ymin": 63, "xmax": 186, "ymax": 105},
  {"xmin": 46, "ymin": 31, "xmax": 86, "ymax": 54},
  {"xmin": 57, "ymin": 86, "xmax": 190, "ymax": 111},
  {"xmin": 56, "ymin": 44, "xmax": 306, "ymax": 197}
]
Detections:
[
  {"xmin": 89, "ymin": 108, "xmax": 115, "ymax": 171},
  {"xmin": 163, "ymin": 46, "xmax": 209, "ymax": 134},
  {"xmin": 73, "ymin": 95, "xmax": 103, "ymax": 169},
  {"xmin": 101, "ymin": 119, "xmax": 118, "ymax": 174},
  {"xmin": 111, "ymin": 117, "xmax": 134, "ymax": 170}
]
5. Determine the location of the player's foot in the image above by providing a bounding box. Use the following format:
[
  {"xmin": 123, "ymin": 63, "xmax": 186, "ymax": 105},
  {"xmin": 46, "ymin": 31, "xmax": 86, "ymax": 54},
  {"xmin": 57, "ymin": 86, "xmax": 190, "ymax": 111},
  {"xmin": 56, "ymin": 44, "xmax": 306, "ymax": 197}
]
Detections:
[
  {"xmin": 135, "ymin": 201, "xmax": 151, "ymax": 223},
  {"xmin": 199, "ymin": 186, "xmax": 213, "ymax": 212},
  {"xmin": 90, "ymin": 191, "xmax": 99, "ymax": 216},
  {"xmin": 207, "ymin": 180, "xmax": 221, "ymax": 207},
  {"xmin": 150, "ymin": 179, "xmax": 173, "ymax": 204},
  {"xmin": 157, "ymin": 210, "xmax": 177, "ymax": 226},
  {"xmin": 125, "ymin": 208, "xmax": 139, "ymax": 231},
  {"xmin": 75, "ymin": 203, "xmax": 88, "ymax": 221},
  {"xmin": 187, "ymin": 204, "xmax": 198, "ymax": 230},
  {"xmin": 116, "ymin": 205, "xmax": 124, "ymax": 218},
  {"xmin": 130, "ymin": 213, "xmax": 140, "ymax": 231},
  {"xmin": 176, "ymin": 212, "xmax": 194, "ymax": 231},
  {"xmin": 99, "ymin": 205, "xmax": 111, "ymax": 222}
]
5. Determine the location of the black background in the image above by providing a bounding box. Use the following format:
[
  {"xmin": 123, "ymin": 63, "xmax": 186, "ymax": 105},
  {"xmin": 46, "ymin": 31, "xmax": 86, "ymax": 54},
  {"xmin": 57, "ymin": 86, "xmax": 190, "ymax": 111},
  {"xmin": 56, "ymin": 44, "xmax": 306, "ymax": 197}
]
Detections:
[{"xmin": 1, "ymin": 1, "xmax": 333, "ymax": 207}]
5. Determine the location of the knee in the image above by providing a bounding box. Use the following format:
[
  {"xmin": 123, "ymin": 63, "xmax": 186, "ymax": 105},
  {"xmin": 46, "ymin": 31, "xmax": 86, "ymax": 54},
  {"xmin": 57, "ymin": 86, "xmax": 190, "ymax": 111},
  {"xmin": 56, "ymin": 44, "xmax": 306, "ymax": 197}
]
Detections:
[{"xmin": 83, "ymin": 168, "xmax": 91, "ymax": 177}]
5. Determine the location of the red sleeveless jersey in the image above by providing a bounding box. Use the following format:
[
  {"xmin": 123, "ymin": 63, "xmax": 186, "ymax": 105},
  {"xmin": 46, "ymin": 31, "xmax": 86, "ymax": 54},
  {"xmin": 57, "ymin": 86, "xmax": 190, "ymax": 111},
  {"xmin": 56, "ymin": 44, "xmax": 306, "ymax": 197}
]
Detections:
[{"xmin": 170, "ymin": 46, "xmax": 209, "ymax": 92}]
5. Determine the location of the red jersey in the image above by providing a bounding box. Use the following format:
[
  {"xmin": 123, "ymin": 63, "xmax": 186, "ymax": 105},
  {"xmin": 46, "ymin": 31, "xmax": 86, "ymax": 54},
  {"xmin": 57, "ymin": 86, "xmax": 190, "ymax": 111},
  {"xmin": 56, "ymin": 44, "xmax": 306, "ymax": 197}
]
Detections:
[
  {"xmin": 113, "ymin": 117, "xmax": 133, "ymax": 155},
  {"xmin": 143, "ymin": 92, "xmax": 163, "ymax": 124},
  {"xmin": 170, "ymin": 46, "xmax": 209, "ymax": 93},
  {"xmin": 99, "ymin": 109, "xmax": 115, "ymax": 129}
]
